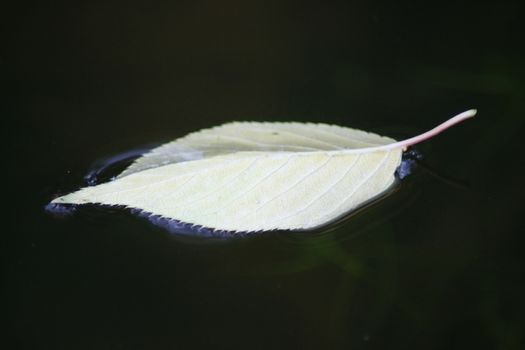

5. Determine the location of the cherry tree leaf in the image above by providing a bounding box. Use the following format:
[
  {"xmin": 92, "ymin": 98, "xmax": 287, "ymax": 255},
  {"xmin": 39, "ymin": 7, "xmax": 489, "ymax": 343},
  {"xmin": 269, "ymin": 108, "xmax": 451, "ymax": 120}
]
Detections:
[{"xmin": 51, "ymin": 110, "xmax": 476, "ymax": 233}]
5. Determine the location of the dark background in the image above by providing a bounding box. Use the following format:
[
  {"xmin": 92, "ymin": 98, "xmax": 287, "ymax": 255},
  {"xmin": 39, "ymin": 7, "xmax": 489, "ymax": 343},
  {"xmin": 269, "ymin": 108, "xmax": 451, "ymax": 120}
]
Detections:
[{"xmin": 5, "ymin": 1, "xmax": 525, "ymax": 349}]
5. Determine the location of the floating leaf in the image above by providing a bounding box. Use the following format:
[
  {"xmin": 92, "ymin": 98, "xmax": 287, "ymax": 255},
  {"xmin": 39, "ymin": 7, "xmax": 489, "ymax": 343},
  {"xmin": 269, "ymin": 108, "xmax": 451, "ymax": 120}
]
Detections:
[{"xmin": 51, "ymin": 110, "xmax": 476, "ymax": 233}]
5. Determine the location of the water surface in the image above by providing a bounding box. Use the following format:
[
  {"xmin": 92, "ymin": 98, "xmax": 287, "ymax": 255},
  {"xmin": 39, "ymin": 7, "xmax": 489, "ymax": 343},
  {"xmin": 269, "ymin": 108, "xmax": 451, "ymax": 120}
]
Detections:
[{"xmin": 6, "ymin": 1, "xmax": 524, "ymax": 349}]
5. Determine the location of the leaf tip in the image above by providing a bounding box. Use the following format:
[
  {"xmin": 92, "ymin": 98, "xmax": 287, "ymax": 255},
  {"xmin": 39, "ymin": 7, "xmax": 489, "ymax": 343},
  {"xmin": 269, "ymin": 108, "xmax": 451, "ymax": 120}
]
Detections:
[{"xmin": 50, "ymin": 196, "xmax": 65, "ymax": 204}]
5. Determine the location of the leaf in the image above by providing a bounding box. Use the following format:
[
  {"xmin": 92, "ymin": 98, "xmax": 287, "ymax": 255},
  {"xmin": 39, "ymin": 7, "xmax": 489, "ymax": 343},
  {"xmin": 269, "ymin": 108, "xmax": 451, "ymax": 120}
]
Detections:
[{"xmin": 51, "ymin": 110, "xmax": 476, "ymax": 233}]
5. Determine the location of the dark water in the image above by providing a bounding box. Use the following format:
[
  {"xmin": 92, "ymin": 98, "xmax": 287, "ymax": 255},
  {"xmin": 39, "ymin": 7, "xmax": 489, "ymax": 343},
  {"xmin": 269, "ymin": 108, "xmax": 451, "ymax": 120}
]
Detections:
[{"xmin": 6, "ymin": 1, "xmax": 525, "ymax": 349}]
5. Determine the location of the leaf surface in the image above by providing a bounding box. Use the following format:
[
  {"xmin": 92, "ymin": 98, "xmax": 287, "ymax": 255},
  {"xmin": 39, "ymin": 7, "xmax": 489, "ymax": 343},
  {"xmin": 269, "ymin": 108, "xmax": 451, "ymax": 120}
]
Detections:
[
  {"xmin": 118, "ymin": 121, "xmax": 396, "ymax": 177},
  {"xmin": 52, "ymin": 110, "xmax": 476, "ymax": 233}
]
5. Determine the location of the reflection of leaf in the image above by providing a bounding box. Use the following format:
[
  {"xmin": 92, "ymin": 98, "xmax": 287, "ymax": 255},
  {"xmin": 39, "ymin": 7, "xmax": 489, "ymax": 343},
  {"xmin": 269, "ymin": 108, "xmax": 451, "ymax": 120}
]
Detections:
[{"xmin": 51, "ymin": 110, "xmax": 475, "ymax": 233}]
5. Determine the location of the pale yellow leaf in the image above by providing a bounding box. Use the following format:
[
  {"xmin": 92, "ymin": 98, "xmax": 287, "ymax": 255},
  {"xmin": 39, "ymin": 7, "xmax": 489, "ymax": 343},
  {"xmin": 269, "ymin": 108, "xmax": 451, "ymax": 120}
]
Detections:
[{"xmin": 51, "ymin": 110, "xmax": 476, "ymax": 233}]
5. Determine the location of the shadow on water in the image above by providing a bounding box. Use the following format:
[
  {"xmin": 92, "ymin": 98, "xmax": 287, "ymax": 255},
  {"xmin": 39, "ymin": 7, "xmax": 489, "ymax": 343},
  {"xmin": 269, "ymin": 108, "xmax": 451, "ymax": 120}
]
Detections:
[{"xmin": 83, "ymin": 144, "xmax": 159, "ymax": 186}]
